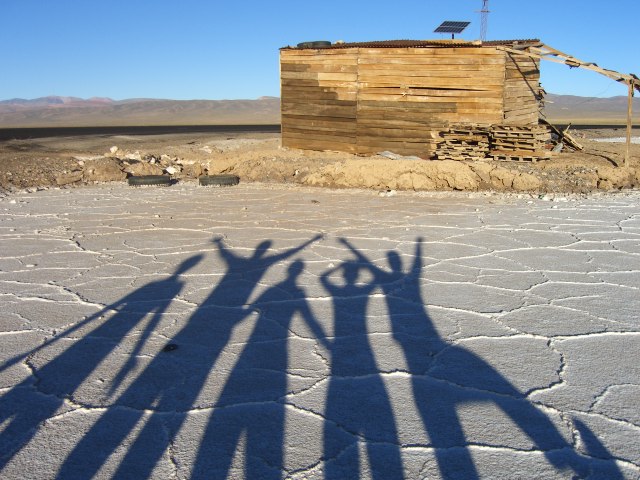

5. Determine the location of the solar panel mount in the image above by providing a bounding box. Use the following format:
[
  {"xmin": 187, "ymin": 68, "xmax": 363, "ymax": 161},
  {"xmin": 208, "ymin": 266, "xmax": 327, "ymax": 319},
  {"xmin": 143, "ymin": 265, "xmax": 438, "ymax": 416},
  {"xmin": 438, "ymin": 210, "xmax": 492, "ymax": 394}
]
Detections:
[{"xmin": 434, "ymin": 21, "xmax": 470, "ymax": 38}]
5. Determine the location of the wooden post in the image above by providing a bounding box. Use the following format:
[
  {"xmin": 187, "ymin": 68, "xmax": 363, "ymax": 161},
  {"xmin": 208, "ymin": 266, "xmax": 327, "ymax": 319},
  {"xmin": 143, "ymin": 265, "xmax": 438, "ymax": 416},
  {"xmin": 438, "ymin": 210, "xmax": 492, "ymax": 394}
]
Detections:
[{"xmin": 625, "ymin": 80, "xmax": 633, "ymax": 167}]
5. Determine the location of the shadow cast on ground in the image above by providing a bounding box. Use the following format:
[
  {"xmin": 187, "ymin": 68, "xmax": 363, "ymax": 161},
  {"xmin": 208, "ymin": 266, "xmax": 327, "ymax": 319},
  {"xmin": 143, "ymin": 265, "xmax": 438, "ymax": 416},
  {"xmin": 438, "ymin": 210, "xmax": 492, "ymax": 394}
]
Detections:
[{"xmin": 0, "ymin": 236, "xmax": 624, "ymax": 479}]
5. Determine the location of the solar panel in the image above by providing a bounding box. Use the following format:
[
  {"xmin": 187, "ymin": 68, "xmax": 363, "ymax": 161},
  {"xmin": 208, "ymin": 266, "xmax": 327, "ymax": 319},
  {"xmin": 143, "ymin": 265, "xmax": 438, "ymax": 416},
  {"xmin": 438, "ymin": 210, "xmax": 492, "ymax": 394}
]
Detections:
[{"xmin": 434, "ymin": 21, "xmax": 470, "ymax": 34}]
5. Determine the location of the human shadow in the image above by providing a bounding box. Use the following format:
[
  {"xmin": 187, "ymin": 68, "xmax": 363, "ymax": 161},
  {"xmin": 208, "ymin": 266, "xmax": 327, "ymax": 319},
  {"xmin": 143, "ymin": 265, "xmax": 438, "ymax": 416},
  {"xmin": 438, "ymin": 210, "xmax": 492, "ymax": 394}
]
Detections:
[
  {"xmin": 190, "ymin": 259, "xmax": 329, "ymax": 479},
  {"xmin": 320, "ymin": 260, "xmax": 404, "ymax": 480},
  {"xmin": 57, "ymin": 236, "xmax": 321, "ymax": 479},
  {"xmin": 338, "ymin": 237, "xmax": 623, "ymax": 479},
  {"xmin": 0, "ymin": 254, "xmax": 203, "ymax": 471}
]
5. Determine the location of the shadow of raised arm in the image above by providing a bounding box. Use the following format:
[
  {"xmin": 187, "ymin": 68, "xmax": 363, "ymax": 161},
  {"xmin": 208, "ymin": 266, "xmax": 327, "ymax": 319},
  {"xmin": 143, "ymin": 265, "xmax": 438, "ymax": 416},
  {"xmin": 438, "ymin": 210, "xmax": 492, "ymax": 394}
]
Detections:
[
  {"xmin": 410, "ymin": 237, "xmax": 424, "ymax": 277},
  {"xmin": 268, "ymin": 233, "xmax": 323, "ymax": 263},
  {"xmin": 339, "ymin": 237, "xmax": 368, "ymax": 262},
  {"xmin": 0, "ymin": 254, "xmax": 203, "ymax": 376}
]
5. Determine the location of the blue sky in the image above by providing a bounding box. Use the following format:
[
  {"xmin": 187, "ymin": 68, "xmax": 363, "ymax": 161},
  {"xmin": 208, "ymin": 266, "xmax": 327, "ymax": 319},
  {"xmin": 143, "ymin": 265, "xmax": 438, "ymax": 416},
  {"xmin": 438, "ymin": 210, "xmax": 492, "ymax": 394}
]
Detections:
[{"xmin": 1, "ymin": 0, "xmax": 637, "ymax": 100}]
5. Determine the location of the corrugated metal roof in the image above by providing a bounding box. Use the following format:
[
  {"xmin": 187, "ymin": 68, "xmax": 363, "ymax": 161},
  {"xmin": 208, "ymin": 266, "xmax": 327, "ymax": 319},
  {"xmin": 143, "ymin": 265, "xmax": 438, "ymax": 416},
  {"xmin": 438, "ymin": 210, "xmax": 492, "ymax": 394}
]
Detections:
[{"xmin": 281, "ymin": 39, "xmax": 541, "ymax": 50}]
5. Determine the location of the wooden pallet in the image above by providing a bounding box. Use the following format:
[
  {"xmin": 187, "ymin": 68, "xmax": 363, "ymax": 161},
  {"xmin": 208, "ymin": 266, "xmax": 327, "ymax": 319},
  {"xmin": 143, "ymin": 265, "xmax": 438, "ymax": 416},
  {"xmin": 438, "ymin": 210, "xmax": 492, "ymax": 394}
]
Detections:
[
  {"xmin": 436, "ymin": 155, "xmax": 487, "ymax": 161},
  {"xmin": 489, "ymin": 125, "xmax": 551, "ymax": 157},
  {"xmin": 435, "ymin": 127, "xmax": 490, "ymax": 161},
  {"xmin": 432, "ymin": 123, "xmax": 554, "ymax": 162},
  {"xmin": 490, "ymin": 149, "xmax": 551, "ymax": 162},
  {"xmin": 492, "ymin": 139, "xmax": 541, "ymax": 150}
]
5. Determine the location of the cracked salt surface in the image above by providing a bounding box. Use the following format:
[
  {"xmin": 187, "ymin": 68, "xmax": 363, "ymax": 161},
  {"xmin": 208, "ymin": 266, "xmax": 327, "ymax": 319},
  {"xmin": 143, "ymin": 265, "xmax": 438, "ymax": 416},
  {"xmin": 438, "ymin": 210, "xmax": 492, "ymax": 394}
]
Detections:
[{"xmin": 0, "ymin": 183, "xmax": 639, "ymax": 479}]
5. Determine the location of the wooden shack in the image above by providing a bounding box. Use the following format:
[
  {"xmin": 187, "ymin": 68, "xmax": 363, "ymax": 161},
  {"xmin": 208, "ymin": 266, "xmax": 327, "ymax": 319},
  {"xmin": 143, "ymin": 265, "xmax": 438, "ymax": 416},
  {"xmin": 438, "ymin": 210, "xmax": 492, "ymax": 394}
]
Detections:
[{"xmin": 280, "ymin": 39, "xmax": 542, "ymax": 157}]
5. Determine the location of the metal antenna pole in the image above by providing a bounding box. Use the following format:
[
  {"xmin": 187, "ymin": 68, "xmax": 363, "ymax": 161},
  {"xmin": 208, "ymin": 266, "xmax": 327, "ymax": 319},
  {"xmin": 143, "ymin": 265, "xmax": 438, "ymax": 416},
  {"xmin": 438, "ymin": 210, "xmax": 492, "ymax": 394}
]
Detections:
[{"xmin": 480, "ymin": 0, "xmax": 489, "ymax": 42}]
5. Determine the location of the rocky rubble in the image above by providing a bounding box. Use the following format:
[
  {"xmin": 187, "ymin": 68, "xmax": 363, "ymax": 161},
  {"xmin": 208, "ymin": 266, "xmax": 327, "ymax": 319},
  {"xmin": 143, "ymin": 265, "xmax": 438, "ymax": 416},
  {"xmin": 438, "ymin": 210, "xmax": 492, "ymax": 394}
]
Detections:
[{"xmin": 52, "ymin": 147, "xmax": 209, "ymax": 186}]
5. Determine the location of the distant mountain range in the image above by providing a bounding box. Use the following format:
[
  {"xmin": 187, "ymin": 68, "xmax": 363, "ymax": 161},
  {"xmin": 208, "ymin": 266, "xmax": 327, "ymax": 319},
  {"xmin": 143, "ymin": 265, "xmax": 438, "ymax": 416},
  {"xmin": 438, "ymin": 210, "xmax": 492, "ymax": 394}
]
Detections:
[
  {"xmin": 543, "ymin": 93, "xmax": 640, "ymax": 123},
  {"xmin": 0, "ymin": 96, "xmax": 115, "ymax": 108},
  {"xmin": 0, "ymin": 94, "xmax": 637, "ymax": 127},
  {"xmin": 0, "ymin": 96, "xmax": 281, "ymax": 127}
]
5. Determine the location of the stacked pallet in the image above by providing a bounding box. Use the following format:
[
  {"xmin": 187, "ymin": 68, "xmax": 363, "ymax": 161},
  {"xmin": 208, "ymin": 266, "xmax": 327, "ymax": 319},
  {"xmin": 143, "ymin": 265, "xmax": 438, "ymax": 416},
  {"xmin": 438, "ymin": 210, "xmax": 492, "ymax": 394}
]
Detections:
[
  {"xmin": 490, "ymin": 125, "xmax": 551, "ymax": 161},
  {"xmin": 435, "ymin": 125, "xmax": 490, "ymax": 161}
]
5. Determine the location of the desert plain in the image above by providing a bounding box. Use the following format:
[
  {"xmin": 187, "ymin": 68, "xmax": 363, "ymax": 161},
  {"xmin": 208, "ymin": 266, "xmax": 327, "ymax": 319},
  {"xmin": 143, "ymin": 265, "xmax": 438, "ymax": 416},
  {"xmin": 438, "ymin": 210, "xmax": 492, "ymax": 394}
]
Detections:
[{"xmin": 0, "ymin": 128, "xmax": 639, "ymax": 479}]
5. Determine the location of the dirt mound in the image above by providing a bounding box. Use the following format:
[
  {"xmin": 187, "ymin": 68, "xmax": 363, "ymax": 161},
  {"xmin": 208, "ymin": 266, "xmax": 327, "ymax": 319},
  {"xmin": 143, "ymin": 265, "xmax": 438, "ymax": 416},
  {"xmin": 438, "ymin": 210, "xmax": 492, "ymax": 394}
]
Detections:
[{"xmin": 0, "ymin": 130, "xmax": 638, "ymax": 193}]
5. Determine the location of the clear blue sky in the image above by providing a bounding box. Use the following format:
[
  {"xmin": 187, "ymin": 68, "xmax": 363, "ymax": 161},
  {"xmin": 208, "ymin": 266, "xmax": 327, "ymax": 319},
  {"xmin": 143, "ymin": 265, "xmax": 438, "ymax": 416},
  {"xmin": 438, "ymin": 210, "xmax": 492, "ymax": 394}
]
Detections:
[{"xmin": 1, "ymin": 0, "xmax": 637, "ymax": 100}]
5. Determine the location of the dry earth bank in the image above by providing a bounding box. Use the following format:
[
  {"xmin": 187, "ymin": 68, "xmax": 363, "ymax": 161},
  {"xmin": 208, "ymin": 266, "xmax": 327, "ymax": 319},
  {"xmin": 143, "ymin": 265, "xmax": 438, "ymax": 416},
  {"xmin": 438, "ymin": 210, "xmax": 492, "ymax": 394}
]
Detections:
[{"xmin": 0, "ymin": 130, "xmax": 638, "ymax": 194}]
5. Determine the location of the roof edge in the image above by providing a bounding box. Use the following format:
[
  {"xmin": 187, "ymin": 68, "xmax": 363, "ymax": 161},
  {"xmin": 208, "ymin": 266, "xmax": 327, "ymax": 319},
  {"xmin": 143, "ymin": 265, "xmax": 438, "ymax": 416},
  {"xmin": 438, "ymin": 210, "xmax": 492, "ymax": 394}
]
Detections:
[{"xmin": 281, "ymin": 39, "xmax": 541, "ymax": 50}]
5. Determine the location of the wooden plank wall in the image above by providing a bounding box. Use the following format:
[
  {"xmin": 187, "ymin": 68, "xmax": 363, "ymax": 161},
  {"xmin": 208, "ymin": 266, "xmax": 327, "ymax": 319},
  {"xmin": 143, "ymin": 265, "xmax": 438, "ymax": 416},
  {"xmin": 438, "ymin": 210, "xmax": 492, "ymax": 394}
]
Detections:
[
  {"xmin": 356, "ymin": 47, "xmax": 505, "ymax": 155},
  {"xmin": 503, "ymin": 53, "xmax": 541, "ymax": 125},
  {"xmin": 280, "ymin": 49, "xmax": 358, "ymax": 152},
  {"xmin": 281, "ymin": 46, "xmax": 541, "ymax": 156}
]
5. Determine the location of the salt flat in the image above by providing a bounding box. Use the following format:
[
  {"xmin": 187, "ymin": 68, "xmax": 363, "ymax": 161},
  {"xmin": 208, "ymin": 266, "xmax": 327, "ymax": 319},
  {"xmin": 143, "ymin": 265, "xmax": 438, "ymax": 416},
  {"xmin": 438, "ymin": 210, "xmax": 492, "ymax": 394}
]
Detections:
[{"xmin": 0, "ymin": 183, "xmax": 639, "ymax": 479}]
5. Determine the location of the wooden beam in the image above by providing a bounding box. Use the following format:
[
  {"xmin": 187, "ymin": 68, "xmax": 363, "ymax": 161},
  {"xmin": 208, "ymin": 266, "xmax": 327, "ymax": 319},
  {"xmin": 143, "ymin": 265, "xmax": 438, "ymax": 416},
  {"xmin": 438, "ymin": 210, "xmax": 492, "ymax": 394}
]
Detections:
[
  {"xmin": 497, "ymin": 43, "xmax": 637, "ymax": 167},
  {"xmin": 496, "ymin": 44, "xmax": 640, "ymax": 92},
  {"xmin": 626, "ymin": 80, "xmax": 634, "ymax": 166}
]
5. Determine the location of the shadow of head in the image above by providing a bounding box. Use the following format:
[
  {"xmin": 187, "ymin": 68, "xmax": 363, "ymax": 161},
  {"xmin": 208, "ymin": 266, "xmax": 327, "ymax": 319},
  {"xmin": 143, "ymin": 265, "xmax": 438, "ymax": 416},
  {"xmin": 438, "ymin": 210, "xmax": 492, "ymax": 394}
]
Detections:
[
  {"xmin": 386, "ymin": 251, "xmax": 402, "ymax": 272},
  {"xmin": 288, "ymin": 259, "xmax": 305, "ymax": 278},
  {"xmin": 255, "ymin": 240, "xmax": 273, "ymax": 257}
]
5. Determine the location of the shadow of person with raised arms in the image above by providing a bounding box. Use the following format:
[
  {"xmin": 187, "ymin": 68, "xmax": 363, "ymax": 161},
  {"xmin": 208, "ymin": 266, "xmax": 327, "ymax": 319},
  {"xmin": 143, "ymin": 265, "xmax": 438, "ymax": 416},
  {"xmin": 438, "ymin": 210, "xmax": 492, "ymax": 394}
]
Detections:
[
  {"xmin": 320, "ymin": 259, "xmax": 404, "ymax": 480},
  {"xmin": 340, "ymin": 237, "xmax": 622, "ymax": 479},
  {"xmin": 191, "ymin": 259, "xmax": 330, "ymax": 479},
  {"xmin": 0, "ymin": 254, "xmax": 203, "ymax": 472},
  {"xmin": 57, "ymin": 235, "xmax": 321, "ymax": 479}
]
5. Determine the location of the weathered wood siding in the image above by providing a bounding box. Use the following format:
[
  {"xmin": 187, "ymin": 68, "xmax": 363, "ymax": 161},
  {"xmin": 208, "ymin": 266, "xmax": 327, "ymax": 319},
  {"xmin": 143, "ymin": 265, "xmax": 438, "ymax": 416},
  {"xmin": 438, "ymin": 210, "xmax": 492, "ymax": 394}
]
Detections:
[
  {"xmin": 280, "ymin": 49, "xmax": 358, "ymax": 152},
  {"xmin": 356, "ymin": 47, "xmax": 505, "ymax": 156},
  {"xmin": 280, "ymin": 45, "xmax": 540, "ymax": 156},
  {"xmin": 503, "ymin": 53, "xmax": 541, "ymax": 125}
]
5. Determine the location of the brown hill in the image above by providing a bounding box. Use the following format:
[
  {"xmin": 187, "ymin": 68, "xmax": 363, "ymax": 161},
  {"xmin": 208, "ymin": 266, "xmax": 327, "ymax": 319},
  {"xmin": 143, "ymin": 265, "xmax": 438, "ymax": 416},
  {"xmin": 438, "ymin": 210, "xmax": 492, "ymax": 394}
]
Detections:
[
  {"xmin": 543, "ymin": 93, "xmax": 640, "ymax": 124},
  {"xmin": 0, "ymin": 97, "xmax": 281, "ymax": 127}
]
